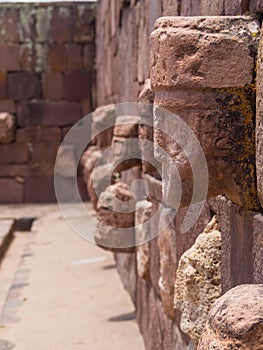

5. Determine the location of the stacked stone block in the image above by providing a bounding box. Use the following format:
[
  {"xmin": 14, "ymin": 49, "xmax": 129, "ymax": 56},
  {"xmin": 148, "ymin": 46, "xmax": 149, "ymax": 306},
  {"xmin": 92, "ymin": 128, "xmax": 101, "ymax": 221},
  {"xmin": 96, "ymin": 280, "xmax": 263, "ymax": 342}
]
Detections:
[
  {"xmin": 0, "ymin": 3, "xmax": 95, "ymax": 203},
  {"xmin": 95, "ymin": 0, "xmax": 263, "ymax": 349}
]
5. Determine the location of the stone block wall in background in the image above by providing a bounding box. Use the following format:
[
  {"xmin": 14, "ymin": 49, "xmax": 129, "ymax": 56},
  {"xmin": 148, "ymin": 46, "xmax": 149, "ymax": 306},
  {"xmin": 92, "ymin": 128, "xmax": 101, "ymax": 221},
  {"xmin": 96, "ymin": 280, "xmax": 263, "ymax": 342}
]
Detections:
[
  {"xmin": 94, "ymin": 0, "xmax": 263, "ymax": 349},
  {"xmin": 0, "ymin": 2, "xmax": 95, "ymax": 203}
]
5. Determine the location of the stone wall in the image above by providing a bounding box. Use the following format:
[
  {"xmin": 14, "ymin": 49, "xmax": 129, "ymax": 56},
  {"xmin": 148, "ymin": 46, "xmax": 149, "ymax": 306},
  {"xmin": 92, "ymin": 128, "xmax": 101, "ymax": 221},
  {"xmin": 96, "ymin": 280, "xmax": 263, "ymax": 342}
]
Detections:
[
  {"xmin": 0, "ymin": 2, "xmax": 95, "ymax": 203},
  {"xmin": 94, "ymin": 0, "xmax": 263, "ymax": 349}
]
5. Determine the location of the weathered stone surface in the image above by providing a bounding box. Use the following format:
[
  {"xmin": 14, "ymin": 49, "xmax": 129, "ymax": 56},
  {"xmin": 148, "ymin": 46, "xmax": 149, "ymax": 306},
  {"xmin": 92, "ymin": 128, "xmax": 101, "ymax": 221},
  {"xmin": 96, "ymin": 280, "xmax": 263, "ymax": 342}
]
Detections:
[
  {"xmin": 0, "ymin": 112, "xmax": 15, "ymax": 144},
  {"xmin": 256, "ymin": 26, "xmax": 263, "ymax": 208},
  {"xmin": 209, "ymin": 195, "xmax": 255, "ymax": 293},
  {"xmin": 91, "ymin": 104, "xmax": 116, "ymax": 148},
  {"xmin": 55, "ymin": 145, "xmax": 76, "ymax": 178},
  {"xmin": 136, "ymin": 200, "xmax": 152, "ymax": 280},
  {"xmin": 151, "ymin": 16, "xmax": 260, "ymax": 210},
  {"xmin": 252, "ymin": 214, "xmax": 263, "ymax": 283},
  {"xmin": 158, "ymin": 208, "xmax": 177, "ymax": 320},
  {"xmin": 250, "ymin": 0, "xmax": 263, "ymax": 12},
  {"xmin": 174, "ymin": 216, "xmax": 221, "ymax": 345},
  {"xmin": 198, "ymin": 284, "xmax": 263, "ymax": 350},
  {"xmin": 81, "ymin": 146, "xmax": 102, "ymax": 184},
  {"xmin": 112, "ymin": 116, "xmax": 141, "ymax": 172},
  {"xmin": 95, "ymin": 182, "xmax": 135, "ymax": 251},
  {"xmin": 87, "ymin": 163, "xmax": 113, "ymax": 210}
]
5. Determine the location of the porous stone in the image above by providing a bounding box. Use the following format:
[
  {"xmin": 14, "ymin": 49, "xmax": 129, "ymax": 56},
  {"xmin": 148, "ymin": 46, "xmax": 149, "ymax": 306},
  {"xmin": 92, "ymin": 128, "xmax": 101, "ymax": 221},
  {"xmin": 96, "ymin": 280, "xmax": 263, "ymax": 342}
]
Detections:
[
  {"xmin": 151, "ymin": 16, "xmax": 260, "ymax": 210},
  {"xmin": 135, "ymin": 200, "xmax": 153, "ymax": 280},
  {"xmin": 174, "ymin": 216, "xmax": 221, "ymax": 345},
  {"xmin": 197, "ymin": 284, "xmax": 263, "ymax": 350},
  {"xmin": 0, "ymin": 112, "xmax": 15, "ymax": 144}
]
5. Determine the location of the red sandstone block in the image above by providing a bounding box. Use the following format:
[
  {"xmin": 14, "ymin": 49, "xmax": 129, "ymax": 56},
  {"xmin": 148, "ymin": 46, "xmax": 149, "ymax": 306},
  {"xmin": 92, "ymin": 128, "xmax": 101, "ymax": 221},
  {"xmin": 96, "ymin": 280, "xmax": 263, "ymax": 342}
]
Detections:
[
  {"xmin": 0, "ymin": 10, "xmax": 19, "ymax": 42},
  {"xmin": 67, "ymin": 44, "xmax": 83, "ymax": 70},
  {"xmin": 0, "ymin": 44, "xmax": 20, "ymax": 71},
  {"xmin": 0, "ymin": 100, "xmax": 15, "ymax": 114},
  {"xmin": 0, "ymin": 73, "xmax": 7, "ymax": 100},
  {"xmin": 64, "ymin": 71, "xmax": 92, "ymax": 101},
  {"xmin": 49, "ymin": 8, "xmax": 73, "ymax": 42},
  {"xmin": 43, "ymin": 72, "xmax": 64, "ymax": 100},
  {"xmin": 25, "ymin": 176, "xmax": 56, "ymax": 203},
  {"xmin": 8, "ymin": 72, "xmax": 41, "ymax": 101},
  {"xmin": 73, "ymin": 7, "xmax": 94, "ymax": 43},
  {"xmin": 224, "ymin": 0, "xmax": 249, "ymax": 14},
  {"xmin": 0, "ymin": 144, "xmax": 29, "ymax": 164},
  {"xmin": 82, "ymin": 99, "xmax": 92, "ymax": 116},
  {"xmin": 16, "ymin": 126, "xmax": 61, "ymax": 143},
  {"xmin": 250, "ymin": 0, "xmax": 263, "ymax": 12},
  {"xmin": 0, "ymin": 164, "xmax": 54, "ymax": 177},
  {"xmin": 47, "ymin": 45, "xmax": 68, "ymax": 71},
  {"xmin": 0, "ymin": 179, "xmax": 23, "ymax": 203},
  {"xmin": 83, "ymin": 43, "xmax": 95, "ymax": 71},
  {"xmin": 17, "ymin": 101, "xmax": 82, "ymax": 127},
  {"xmin": 30, "ymin": 142, "xmax": 59, "ymax": 164}
]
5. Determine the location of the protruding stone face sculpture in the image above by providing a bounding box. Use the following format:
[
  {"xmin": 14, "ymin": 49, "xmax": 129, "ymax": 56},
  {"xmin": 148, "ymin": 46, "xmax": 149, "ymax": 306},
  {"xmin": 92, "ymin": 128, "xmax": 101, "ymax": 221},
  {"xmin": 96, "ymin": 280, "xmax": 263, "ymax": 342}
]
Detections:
[
  {"xmin": 0, "ymin": 112, "xmax": 15, "ymax": 143},
  {"xmin": 151, "ymin": 16, "xmax": 260, "ymax": 210},
  {"xmin": 112, "ymin": 116, "xmax": 141, "ymax": 172},
  {"xmin": 198, "ymin": 284, "xmax": 263, "ymax": 350}
]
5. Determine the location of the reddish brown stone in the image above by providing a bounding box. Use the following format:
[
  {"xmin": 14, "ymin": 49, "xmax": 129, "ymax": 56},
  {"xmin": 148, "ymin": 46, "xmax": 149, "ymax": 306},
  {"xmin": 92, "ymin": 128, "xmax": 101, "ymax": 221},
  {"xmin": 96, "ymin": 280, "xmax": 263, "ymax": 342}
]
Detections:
[
  {"xmin": 48, "ymin": 45, "xmax": 68, "ymax": 71},
  {"xmin": 224, "ymin": 0, "xmax": 250, "ymax": 14},
  {"xmin": 83, "ymin": 43, "xmax": 95, "ymax": 71},
  {"xmin": 64, "ymin": 71, "xmax": 92, "ymax": 101},
  {"xmin": 8, "ymin": 72, "xmax": 41, "ymax": 101},
  {"xmin": 73, "ymin": 7, "xmax": 94, "ymax": 43},
  {"xmin": 0, "ymin": 164, "xmax": 54, "ymax": 178},
  {"xmin": 49, "ymin": 7, "xmax": 73, "ymax": 42},
  {"xmin": 30, "ymin": 142, "xmax": 59, "ymax": 164},
  {"xmin": 198, "ymin": 284, "xmax": 263, "ymax": 350},
  {"xmin": 252, "ymin": 214, "xmax": 263, "ymax": 283},
  {"xmin": 0, "ymin": 72, "xmax": 7, "ymax": 100},
  {"xmin": 0, "ymin": 44, "xmax": 20, "ymax": 71},
  {"xmin": 82, "ymin": 99, "xmax": 92, "ymax": 116},
  {"xmin": 0, "ymin": 100, "xmax": 15, "ymax": 114},
  {"xmin": 17, "ymin": 101, "xmax": 82, "ymax": 127},
  {"xmin": 55, "ymin": 145, "xmax": 76, "ymax": 178},
  {"xmin": 67, "ymin": 44, "xmax": 83, "ymax": 71},
  {"xmin": 43, "ymin": 72, "xmax": 64, "ymax": 100},
  {"xmin": 0, "ymin": 9, "xmax": 19, "ymax": 42},
  {"xmin": 250, "ymin": 0, "xmax": 263, "ymax": 12},
  {"xmin": 25, "ymin": 176, "xmax": 56, "ymax": 203},
  {"xmin": 16, "ymin": 126, "xmax": 61, "ymax": 143},
  {"xmin": 0, "ymin": 179, "xmax": 23, "ymax": 203},
  {"xmin": 0, "ymin": 144, "xmax": 29, "ymax": 164}
]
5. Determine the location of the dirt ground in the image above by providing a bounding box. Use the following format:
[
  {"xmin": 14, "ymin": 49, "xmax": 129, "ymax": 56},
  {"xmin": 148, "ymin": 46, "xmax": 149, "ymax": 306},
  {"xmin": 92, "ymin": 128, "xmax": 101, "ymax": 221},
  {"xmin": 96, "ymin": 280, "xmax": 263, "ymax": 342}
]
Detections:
[{"xmin": 0, "ymin": 204, "xmax": 144, "ymax": 350}]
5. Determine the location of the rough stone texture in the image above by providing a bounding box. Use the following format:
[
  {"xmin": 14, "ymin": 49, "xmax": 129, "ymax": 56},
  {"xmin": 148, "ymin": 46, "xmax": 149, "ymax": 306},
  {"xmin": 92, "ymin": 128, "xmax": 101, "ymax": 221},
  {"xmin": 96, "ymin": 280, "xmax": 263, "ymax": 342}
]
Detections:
[
  {"xmin": 112, "ymin": 116, "xmax": 141, "ymax": 172},
  {"xmin": 81, "ymin": 146, "xmax": 102, "ymax": 184},
  {"xmin": 91, "ymin": 104, "xmax": 116, "ymax": 148},
  {"xmin": 158, "ymin": 208, "xmax": 177, "ymax": 320},
  {"xmin": 256, "ymin": 26, "xmax": 263, "ymax": 208},
  {"xmin": 209, "ymin": 196, "xmax": 256, "ymax": 293},
  {"xmin": 95, "ymin": 182, "xmax": 136, "ymax": 251},
  {"xmin": 136, "ymin": 200, "xmax": 153, "ymax": 280},
  {"xmin": 0, "ymin": 112, "xmax": 15, "ymax": 144},
  {"xmin": 55, "ymin": 145, "xmax": 76, "ymax": 178},
  {"xmin": 115, "ymin": 252, "xmax": 137, "ymax": 303},
  {"xmin": 87, "ymin": 163, "xmax": 113, "ymax": 210},
  {"xmin": 151, "ymin": 16, "xmax": 260, "ymax": 211},
  {"xmin": 252, "ymin": 214, "xmax": 263, "ymax": 283},
  {"xmin": 174, "ymin": 217, "xmax": 221, "ymax": 345},
  {"xmin": 198, "ymin": 284, "xmax": 263, "ymax": 350}
]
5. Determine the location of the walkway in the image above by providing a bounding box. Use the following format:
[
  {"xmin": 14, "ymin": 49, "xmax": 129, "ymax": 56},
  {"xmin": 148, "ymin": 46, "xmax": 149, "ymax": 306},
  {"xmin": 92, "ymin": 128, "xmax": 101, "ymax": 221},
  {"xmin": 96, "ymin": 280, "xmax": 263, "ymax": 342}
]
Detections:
[{"xmin": 0, "ymin": 204, "xmax": 144, "ymax": 350}]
